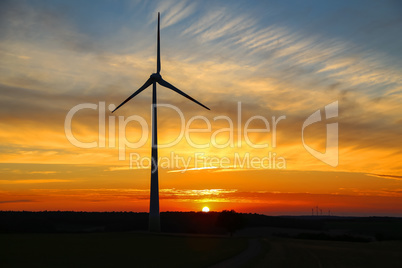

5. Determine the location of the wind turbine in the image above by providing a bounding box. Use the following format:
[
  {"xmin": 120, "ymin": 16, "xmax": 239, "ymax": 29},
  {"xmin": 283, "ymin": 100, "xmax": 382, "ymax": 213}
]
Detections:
[{"xmin": 112, "ymin": 13, "xmax": 210, "ymax": 232}]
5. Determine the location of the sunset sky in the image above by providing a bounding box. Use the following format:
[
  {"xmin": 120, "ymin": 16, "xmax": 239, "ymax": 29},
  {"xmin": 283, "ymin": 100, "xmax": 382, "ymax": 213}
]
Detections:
[{"xmin": 1, "ymin": 0, "xmax": 401, "ymax": 216}]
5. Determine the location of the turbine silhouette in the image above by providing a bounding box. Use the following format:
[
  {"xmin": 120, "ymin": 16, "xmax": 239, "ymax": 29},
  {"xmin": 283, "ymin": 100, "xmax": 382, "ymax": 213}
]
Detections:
[{"xmin": 112, "ymin": 12, "xmax": 209, "ymax": 232}]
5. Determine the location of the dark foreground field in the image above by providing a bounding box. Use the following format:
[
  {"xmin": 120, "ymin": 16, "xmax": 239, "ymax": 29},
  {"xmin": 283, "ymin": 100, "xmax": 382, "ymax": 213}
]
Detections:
[
  {"xmin": 0, "ymin": 232, "xmax": 247, "ymax": 268},
  {"xmin": 1, "ymin": 211, "xmax": 402, "ymax": 267},
  {"xmin": 248, "ymin": 237, "xmax": 402, "ymax": 268},
  {"xmin": 1, "ymin": 232, "xmax": 402, "ymax": 268}
]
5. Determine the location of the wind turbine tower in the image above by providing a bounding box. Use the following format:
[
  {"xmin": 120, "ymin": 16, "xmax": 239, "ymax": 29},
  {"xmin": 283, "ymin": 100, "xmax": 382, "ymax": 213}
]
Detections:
[{"xmin": 112, "ymin": 13, "xmax": 209, "ymax": 232}]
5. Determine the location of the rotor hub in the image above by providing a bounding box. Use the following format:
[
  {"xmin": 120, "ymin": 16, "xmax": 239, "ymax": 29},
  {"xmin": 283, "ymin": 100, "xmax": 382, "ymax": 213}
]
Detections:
[{"xmin": 150, "ymin": 73, "xmax": 162, "ymax": 81}]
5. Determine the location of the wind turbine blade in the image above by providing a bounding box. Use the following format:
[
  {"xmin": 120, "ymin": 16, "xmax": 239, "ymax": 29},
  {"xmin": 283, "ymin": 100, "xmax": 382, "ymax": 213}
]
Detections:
[
  {"xmin": 158, "ymin": 78, "xmax": 210, "ymax": 110},
  {"xmin": 112, "ymin": 78, "xmax": 153, "ymax": 113},
  {"xmin": 157, "ymin": 12, "xmax": 161, "ymax": 74}
]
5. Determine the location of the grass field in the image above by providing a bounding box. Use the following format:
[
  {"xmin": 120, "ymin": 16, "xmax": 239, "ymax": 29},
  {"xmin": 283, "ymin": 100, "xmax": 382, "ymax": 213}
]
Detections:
[
  {"xmin": 325, "ymin": 220, "xmax": 402, "ymax": 240},
  {"xmin": 0, "ymin": 232, "xmax": 247, "ymax": 268},
  {"xmin": 2, "ymin": 232, "xmax": 402, "ymax": 267},
  {"xmin": 245, "ymin": 237, "xmax": 402, "ymax": 268}
]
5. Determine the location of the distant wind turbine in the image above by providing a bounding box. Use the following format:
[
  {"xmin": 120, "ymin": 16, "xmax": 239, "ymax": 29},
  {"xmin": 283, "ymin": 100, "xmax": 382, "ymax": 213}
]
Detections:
[{"xmin": 112, "ymin": 13, "xmax": 210, "ymax": 232}]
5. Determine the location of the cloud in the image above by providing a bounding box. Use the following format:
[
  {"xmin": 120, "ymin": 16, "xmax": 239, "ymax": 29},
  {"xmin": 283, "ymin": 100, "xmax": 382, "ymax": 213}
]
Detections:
[
  {"xmin": 155, "ymin": 0, "xmax": 196, "ymax": 29},
  {"xmin": 0, "ymin": 179, "xmax": 71, "ymax": 184},
  {"xmin": 367, "ymin": 174, "xmax": 402, "ymax": 181},
  {"xmin": 105, "ymin": 166, "xmax": 135, "ymax": 171},
  {"xmin": 0, "ymin": 199, "xmax": 33, "ymax": 204},
  {"xmin": 0, "ymin": 1, "xmax": 98, "ymax": 54},
  {"xmin": 167, "ymin": 166, "xmax": 218, "ymax": 173},
  {"xmin": 28, "ymin": 171, "xmax": 58, "ymax": 175}
]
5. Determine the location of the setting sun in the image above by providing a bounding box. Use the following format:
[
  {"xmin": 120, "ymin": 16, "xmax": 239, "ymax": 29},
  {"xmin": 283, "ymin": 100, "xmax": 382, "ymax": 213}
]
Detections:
[{"xmin": 202, "ymin": 206, "xmax": 210, "ymax": 212}]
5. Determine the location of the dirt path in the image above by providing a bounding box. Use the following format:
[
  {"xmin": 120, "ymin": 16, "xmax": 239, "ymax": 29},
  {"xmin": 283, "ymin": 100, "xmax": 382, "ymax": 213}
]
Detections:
[{"xmin": 209, "ymin": 239, "xmax": 261, "ymax": 268}]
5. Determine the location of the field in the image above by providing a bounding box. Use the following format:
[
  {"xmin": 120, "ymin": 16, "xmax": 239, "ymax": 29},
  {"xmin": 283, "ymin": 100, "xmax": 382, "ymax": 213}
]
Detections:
[
  {"xmin": 1, "ymin": 212, "xmax": 402, "ymax": 267},
  {"xmin": 2, "ymin": 232, "xmax": 402, "ymax": 268},
  {"xmin": 247, "ymin": 237, "xmax": 402, "ymax": 268},
  {"xmin": 0, "ymin": 232, "xmax": 247, "ymax": 268}
]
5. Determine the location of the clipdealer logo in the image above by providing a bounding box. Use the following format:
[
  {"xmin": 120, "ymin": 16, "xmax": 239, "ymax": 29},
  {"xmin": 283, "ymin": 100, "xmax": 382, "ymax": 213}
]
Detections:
[
  {"xmin": 64, "ymin": 101, "xmax": 339, "ymax": 169},
  {"xmin": 302, "ymin": 101, "xmax": 339, "ymax": 167}
]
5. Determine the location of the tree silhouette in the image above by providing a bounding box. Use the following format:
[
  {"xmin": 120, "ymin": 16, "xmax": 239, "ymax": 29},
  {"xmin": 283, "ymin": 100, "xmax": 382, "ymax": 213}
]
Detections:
[{"xmin": 215, "ymin": 210, "xmax": 245, "ymax": 236}]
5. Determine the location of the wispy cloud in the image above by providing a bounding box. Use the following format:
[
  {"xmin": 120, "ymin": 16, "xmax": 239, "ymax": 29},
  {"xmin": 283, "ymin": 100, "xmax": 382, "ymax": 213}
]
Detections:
[
  {"xmin": 183, "ymin": 9, "xmax": 255, "ymax": 42},
  {"xmin": 160, "ymin": 188, "xmax": 237, "ymax": 196},
  {"xmin": 0, "ymin": 179, "xmax": 71, "ymax": 184},
  {"xmin": 0, "ymin": 199, "xmax": 33, "ymax": 204},
  {"xmin": 167, "ymin": 166, "xmax": 218, "ymax": 173},
  {"xmin": 367, "ymin": 174, "xmax": 402, "ymax": 181},
  {"xmin": 154, "ymin": 0, "xmax": 196, "ymax": 28},
  {"xmin": 106, "ymin": 166, "xmax": 138, "ymax": 171},
  {"xmin": 29, "ymin": 171, "xmax": 58, "ymax": 175}
]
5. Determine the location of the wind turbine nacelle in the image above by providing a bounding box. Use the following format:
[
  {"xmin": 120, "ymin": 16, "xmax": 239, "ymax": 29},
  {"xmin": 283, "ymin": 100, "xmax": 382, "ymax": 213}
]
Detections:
[{"xmin": 150, "ymin": 73, "xmax": 162, "ymax": 81}]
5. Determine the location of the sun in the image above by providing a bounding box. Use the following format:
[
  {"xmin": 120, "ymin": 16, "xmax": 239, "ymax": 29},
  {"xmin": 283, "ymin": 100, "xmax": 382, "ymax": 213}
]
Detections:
[{"xmin": 202, "ymin": 206, "xmax": 210, "ymax": 212}]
